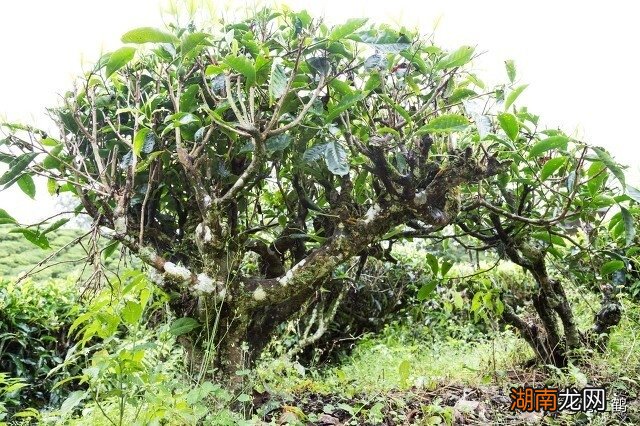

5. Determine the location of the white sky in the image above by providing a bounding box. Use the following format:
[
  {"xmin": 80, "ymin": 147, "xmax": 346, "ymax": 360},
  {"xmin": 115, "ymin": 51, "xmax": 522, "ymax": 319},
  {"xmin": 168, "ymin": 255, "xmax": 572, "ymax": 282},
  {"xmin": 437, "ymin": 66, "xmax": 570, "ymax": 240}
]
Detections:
[{"xmin": 1, "ymin": 0, "xmax": 639, "ymax": 223}]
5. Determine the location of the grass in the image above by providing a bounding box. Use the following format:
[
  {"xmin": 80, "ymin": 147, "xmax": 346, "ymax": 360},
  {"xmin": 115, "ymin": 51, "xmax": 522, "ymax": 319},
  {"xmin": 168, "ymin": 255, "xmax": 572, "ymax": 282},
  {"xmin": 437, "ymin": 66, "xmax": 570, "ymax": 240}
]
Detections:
[
  {"xmin": 252, "ymin": 285, "xmax": 640, "ymax": 424},
  {"xmin": 316, "ymin": 328, "xmax": 529, "ymax": 394},
  {"xmin": 257, "ymin": 325, "xmax": 532, "ymax": 398}
]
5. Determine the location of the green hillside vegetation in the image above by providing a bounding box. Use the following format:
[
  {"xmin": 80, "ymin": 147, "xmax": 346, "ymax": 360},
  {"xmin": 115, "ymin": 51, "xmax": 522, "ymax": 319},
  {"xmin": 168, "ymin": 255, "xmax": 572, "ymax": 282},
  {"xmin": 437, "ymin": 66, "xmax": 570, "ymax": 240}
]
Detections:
[
  {"xmin": 1, "ymin": 257, "xmax": 639, "ymax": 424},
  {"xmin": 0, "ymin": 225, "xmax": 83, "ymax": 280},
  {"xmin": 0, "ymin": 225, "xmax": 120, "ymax": 281}
]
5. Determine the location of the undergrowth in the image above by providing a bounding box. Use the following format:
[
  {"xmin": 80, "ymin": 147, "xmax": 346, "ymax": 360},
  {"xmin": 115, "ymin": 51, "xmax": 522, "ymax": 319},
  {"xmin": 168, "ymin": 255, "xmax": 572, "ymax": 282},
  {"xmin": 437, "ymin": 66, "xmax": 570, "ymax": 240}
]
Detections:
[{"xmin": 1, "ymin": 261, "xmax": 639, "ymax": 424}]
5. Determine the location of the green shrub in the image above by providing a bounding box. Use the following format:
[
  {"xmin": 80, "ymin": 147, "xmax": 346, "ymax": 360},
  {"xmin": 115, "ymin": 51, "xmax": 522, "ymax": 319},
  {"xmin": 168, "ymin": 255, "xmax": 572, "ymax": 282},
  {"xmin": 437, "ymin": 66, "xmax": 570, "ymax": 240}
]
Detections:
[
  {"xmin": 0, "ymin": 224, "xmax": 122, "ymax": 281},
  {"xmin": 38, "ymin": 270, "xmax": 243, "ymax": 425},
  {"xmin": 0, "ymin": 373, "xmax": 28, "ymax": 422},
  {"xmin": 0, "ymin": 277, "xmax": 79, "ymax": 410}
]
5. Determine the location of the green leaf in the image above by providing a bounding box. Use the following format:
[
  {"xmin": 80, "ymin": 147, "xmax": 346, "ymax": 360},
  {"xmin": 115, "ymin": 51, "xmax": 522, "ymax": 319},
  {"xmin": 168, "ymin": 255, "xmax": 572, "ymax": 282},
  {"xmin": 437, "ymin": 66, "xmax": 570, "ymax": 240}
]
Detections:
[
  {"xmin": 180, "ymin": 84, "xmax": 200, "ymax": 112},
  {"xmin": 329, "ymin": 18, "xmax": 368, "ymax": 41},
  {"xmin": 420, "ymin": 114, "xmax": 469, "ymax": 133},
  {"xmin": 448, "ymin": 88, "xmax": 477, "ymax": 104},
  {"xmin": 326, "ymin": 92, "xmax": 365, "ymax": 122},
  {"xmin": 0, "ymin": 152, "xmax": 38, "ymax": 186},
  {"xmin": 41, "ymin": 137, "xmax": 60, "ymax": 147},
  {"xmin": 17, "ymin": 174, "xmax": 36, "ymax": 199},
  {"xmin": 238, "ymin": 141, "xmax": 254, "ymax": 154},
  {"xmin": 621, "ymin": 207, "xmax": 636, "ymax": 246},
  {"xmin": 593, "ymin": 147, "xmax": 625, "ymax": 187},
  {"xmin": 324, "ymin": 142, "xmax": 349, "ymax": 176},
  {"xmin": 1, "ymin": 377, "xmax": 25, "ymax": 395},
  {"xmin": 224, "ymin": 56, "xmax": 256, "ymax": 86},
  {"xmin": 505, "ymin": 59, "xmax": 516, "ymax": 83},
  {"xmin": 365, "ymin": 53, "xmax": 387, "ymax": 72},
  {"xmin": 237, "ymin": 393, "xmax": 252, "ymax": 403},
  {"xmin": 436, "ymin": 45, "xmax": 474, "ymax": 70},
  {"xmin": 529, "ymin": 136, "xmax": 569, "ymax": 158},
  {"xmin": 491, "ymin": 298, "xmax": 503, "ymax": 317},
  {"xmin": 467, "ymin": 73, "xmax": 485, "ymax": 89},
  {"xmin": 205, "ymin": 65, "xmax": 224, "ymax": 76},
  {"xmin": 59, "ymin": 391, "xmax": 87, "ymax": 417},
  {"xmin": 371, "ymin": 42, "xmax": 410, "ymax": 54},
  {"xmin": 293, "ymin": 11, "xmax": 310, "ymax": 35},
  {"xmin": 268, "ymin": 61, "xmax": 287, "ymax": 104},
  {"xmin": 566, "ymin": 170, "xmax": 576, "ymax": 192},
  {"xmin": 540, "ymin": 157, "xmax": 567, "ymax": 181},
  {"xmin": 265, "ymin": 134, "xmax": 292, "ymax": 152},
  {"xmin": 43, "ymin": 218, "xmax": 69, "ymax": 235},
  {"xmin": 593, "ymin": 194, "xmax": 615, "ymax": 208},
  {"xmin": 471, "ymin": 292, "xmax": 483, "ymax": 312},
  {"xmin": 426, "ymin": 253, "xmax": 439, "ymax": 275},
  {"xmin": 302, "ymin": 143, "xmax": 328, "ymax": 162},
  {"xmin": 121, "ymin": 27, "xmax": 178, "ymax": 44},
  {"xmin": 441, "ymin": 261, "xmax": 454, "ymax": 277},
  {"xmin": 43, "ymin": 145, "xmax": 63, "ymax": 170},
  {"xmin": 163, "ymin": 113, "xmax": 200, "ymax": 133},
  {"xmin": 586, "ymin": 162, "xmax": 607, "ymax": 195},
  {"xmin": 497, "ymin": 112, "xmax": 519, "ymax": 141},
  {"xmin": 0, "ymin": 208, "xmax": 17, "ymax": 225},
  {"xmin": 13, "ymin": 408, "xmax": 39, "ymax": 419},
  {"xmin": 395, "ymin": 152, "xmax": 408, "ymax": 174},
  {"xmin": 378, "ymin": 126, "xmax": 401, "ymax": 139},
  {"xmin": 169, "ymin": 317, "xmax": 200, "ymax": 336},
  {"xmin": 364, "ymin": 73, "xmax": 382, "ymax": 92},
  {"xmin": 181, "ymin": 32, "xmax": 210, "ymax": 55},
  {"xmin": 401, "ymin": 50, "xmax": 427, "ymax": 73},
  {"xmin": 327, "ymin": 42, "xmax": 353, "ymax": 59},
  {"xmin": 0, "ymin": 151, "xmax": 14, "ymax": 163},
  {"xmin": 105, "ymin": 47, "xmax": 136, "ymax": 77},
  {"xmin": 133, "ymin": 128, "xmax": 150, "ymax": 157},
  {"xmin": 10, "ymin": 228, "xmax": 50, "ymax": 249},
  {"xmin": 398, "ymin": 359, "xmax": 411, "ymax": 384},
  {"xmin": 417, "ymin": 280, "xmax": 438, "ymax": 301},
  {"xmin": 103, "ymin": 241, "xmax": 120, "ymax": 259},
  {"xmin": 453, "ymin": 292, "xmax": 464, "ymax": 310},
  {"xmin": 329, "ymin": 78, "xmax": 354, "ymax": 96},
  {"xmin": 122, "ymin": 301, "xmax": 143, "ymax": 325},
  {"xmin": 504, "ymin": 84, "xmax": 528, "ymax": 111},
  {"xmin": 307, "ymin": 57, "xmax": 331, "ymax": 78},
  {"xmin": 176, "ymin": 113, "xmax": 199, "ymax": 125},
  {"xmin": 531, "ymin": 231, "xmax": 566, "ymax": 247},
  {"xmin": 47, "ymin": 178, "xmax": 57, "ymax": 195},
  {"xmin": 627, "ymin": 185, "xmax": 640, "ymax": 203},
  {"xmin": 601, "ymin": 260, "xmax": 625, "ymax": 276}
]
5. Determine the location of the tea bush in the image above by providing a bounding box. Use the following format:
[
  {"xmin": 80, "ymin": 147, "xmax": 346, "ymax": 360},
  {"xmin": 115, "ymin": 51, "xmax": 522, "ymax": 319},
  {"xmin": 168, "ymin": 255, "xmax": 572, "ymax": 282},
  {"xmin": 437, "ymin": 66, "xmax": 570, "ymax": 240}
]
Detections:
[{"xmin": 0, "ymin": 277, "xmax": 79, "ymax": 410}]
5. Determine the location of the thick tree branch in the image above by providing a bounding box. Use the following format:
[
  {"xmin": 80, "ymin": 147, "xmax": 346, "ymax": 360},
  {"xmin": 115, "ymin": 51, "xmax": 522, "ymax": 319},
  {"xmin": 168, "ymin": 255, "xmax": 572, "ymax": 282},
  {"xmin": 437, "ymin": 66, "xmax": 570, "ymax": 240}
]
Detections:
[{"xmin": 106, "ymin": 232, "xmax": 227, "ymax": 298}]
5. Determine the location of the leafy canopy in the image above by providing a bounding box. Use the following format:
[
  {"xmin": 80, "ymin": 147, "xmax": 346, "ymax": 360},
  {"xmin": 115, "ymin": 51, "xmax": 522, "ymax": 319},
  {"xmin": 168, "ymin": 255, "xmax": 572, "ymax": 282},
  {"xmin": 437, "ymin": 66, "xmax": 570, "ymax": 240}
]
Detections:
[{"xmin": 0, "ymin": 7, "xmax": 636, "ymax": 337}]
